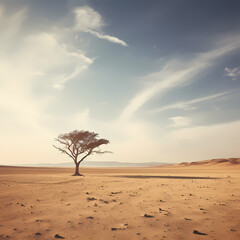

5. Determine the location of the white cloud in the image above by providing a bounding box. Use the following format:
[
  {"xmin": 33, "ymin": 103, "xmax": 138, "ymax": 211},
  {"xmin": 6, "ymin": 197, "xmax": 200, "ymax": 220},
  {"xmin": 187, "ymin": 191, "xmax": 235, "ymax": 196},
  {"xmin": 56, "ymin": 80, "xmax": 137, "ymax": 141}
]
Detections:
[
  {"xmin": 52, "ymin": 83, "xmax": 64, "ymax": 90},
  {"xmin": 73, "ymin": 6, "xmax": 128, "ymax": 47},
  {"xmin": 22, "ymin": 32, "xmax": 94, "ymax": 89},
  {"xmin": 120, "ymin": 37, "xmax": 240, "ymax": 121},
  {"xmin": 73, "ymin": 6, "xmax": 103, "ymax": 31},
  {"xmin": 0, "ymin": 4, "xmax": 95, "ymax": 164},
  {"xmin": 169, "ymin": 116, "xmax": 191, "ymax": 127},
  {"xmin": 224, "ymin": 67, "xmax": 240, "ymax": 80},
  {"xmin": 0, "ymin": 5, "xmax": 94, "ymax": 90},
  {"xmin": 86, "ymin": 29, "xmax": 128, "ymax": 47},
  {"xmin": 119, "ymin": 65, "xmax": 196, "ymax": 122},
  {"xmin": 153, "ymin": 90, "xmax": 235, "ymax": 113}
]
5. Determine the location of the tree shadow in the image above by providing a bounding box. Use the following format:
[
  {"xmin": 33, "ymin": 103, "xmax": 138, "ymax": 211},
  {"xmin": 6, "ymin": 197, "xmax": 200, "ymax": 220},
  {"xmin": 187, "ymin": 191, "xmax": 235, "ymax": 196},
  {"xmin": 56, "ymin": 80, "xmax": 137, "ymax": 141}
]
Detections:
[{"xmin": 111, "ymin": 175, "xmax": 219, "ymax": 179}]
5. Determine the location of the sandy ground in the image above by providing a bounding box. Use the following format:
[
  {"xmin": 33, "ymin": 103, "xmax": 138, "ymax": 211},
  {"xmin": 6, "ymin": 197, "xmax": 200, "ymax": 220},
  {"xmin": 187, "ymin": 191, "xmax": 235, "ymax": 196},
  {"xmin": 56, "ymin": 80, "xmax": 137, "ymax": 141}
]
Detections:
[{"xmin": 0, "ymin": 164, "xmax": 240, "ymax": 240}]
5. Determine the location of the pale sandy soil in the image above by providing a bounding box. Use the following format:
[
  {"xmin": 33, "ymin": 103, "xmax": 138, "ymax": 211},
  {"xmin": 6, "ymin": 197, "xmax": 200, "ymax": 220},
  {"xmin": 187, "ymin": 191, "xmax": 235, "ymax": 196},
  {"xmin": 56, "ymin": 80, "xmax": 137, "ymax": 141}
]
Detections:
[{"xmin": 0, "ymin": 163, "xmax": 240, "ymax": 240}]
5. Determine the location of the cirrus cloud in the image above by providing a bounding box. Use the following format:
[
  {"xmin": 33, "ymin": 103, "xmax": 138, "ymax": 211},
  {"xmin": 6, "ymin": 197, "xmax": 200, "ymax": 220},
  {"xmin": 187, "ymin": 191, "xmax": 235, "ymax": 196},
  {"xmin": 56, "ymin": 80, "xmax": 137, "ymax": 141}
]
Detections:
[
  {"xmin": 73, "ymin": 6, "xmax": 128, "ymax": 47},
  {"xmin": 224, "ymin": 67, "xmax": 240, "ymax": 80}
]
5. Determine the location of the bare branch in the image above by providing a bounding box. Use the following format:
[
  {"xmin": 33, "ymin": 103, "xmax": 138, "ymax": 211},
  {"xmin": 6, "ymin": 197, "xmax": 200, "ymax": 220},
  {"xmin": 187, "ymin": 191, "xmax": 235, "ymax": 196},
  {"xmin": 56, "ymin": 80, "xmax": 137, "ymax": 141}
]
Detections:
[
  {"xmin": 67, "ymin": 144, "xmax": 75, "ymax": 159},
  {"xmin": 55, "ymin": 138, "xmax": 69, "ymax": 146},
  {"xmin": 79, "ymin": 150, "xmax": 92, "ymax": 164},
  {"xmin": 53, "ymin": 145, "xmax": 74, "ymax": 160}
]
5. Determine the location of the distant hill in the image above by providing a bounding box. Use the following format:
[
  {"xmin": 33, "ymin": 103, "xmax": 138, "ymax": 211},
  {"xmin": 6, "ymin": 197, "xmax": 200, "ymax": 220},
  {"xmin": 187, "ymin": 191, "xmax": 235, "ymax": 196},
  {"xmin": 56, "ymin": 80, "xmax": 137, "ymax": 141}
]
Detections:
[
  {"xmin": 179, "ymin": 158, "xmax": 240, "ymax": 166},
  {"xmin": 16, "ymin": 161, "xmax": 169, "ymax": 168}
]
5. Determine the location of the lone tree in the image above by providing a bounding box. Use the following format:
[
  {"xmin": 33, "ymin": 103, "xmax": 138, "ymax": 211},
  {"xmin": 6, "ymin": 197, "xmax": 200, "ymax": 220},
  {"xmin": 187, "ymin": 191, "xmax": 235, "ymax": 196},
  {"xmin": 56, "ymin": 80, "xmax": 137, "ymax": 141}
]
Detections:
[{"xmin": 53, "ymin": 130, "xmax": 110, "ymax": 176}]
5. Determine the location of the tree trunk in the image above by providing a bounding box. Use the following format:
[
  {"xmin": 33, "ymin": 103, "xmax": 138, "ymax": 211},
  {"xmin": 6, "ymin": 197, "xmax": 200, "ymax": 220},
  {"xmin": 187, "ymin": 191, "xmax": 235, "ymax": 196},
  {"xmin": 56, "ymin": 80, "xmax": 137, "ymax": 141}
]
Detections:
[{"xmin": 73, "ymin": 162, "xmax": 84, "ymax": 176}]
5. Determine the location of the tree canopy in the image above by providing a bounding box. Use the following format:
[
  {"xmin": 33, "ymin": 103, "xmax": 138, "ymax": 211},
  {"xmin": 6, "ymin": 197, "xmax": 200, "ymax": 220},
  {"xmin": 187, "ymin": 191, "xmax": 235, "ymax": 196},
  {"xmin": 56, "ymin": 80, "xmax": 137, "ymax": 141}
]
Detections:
[{"xmin": 53, "ymin": 130, "xmax": 110, "ymax": 176}]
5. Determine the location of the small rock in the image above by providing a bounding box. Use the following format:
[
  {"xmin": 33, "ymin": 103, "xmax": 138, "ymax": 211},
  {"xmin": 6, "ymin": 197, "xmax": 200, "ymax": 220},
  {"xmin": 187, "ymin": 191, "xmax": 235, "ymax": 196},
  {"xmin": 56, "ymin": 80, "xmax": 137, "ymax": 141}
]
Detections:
[
  {"xmin": 87, "ymin": 197, "xmax": 96, "ymax": 201},
  {"xmin": 143, "ymin": 214, "xmax": 154, "ymax": 218},
  {"xmin": 193, "ymin": 230, "xmax": 207, "ymax": 235},
  {"xmin": 111, "ymin": 191, "xmax": 122, "ymax": 194},
  {"xmin": 35, "ymin": 232, "xmax": 41, "ymax": 236},
  {"xmin": 55, "ymin": 234, "xmax": 65, "ymax": 239},
  {"xmin": 86, "ymin": 216, "xmax": 94, "ymax": 219}
]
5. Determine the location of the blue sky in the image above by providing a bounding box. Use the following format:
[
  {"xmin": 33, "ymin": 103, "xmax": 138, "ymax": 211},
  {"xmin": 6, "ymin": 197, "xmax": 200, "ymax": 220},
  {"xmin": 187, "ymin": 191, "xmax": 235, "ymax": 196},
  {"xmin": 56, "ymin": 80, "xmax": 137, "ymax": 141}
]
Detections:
[{"xmin": 1, "ymin": 0, "xmax": 240, "ymax": 165}]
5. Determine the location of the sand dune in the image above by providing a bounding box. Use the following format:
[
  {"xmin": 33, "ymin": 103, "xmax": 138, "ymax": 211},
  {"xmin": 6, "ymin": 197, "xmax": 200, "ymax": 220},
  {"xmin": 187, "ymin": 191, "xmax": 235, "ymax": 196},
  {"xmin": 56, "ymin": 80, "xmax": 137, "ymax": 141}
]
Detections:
[
  {"xmin": 0, "ymin": 159, "xmax": 240, "ymax": 240},
  {"xmin": 179, "ymin": 158, "xmax": 240, "ymax": 166}
]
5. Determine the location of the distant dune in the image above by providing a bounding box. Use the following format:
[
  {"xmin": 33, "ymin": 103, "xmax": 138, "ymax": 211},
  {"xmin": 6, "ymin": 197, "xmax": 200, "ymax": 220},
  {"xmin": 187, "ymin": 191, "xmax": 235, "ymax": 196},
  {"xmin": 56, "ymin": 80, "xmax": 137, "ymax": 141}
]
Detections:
[{"xmin": 178, "ymin": 158, "xmax": 240, "ymax": 166}]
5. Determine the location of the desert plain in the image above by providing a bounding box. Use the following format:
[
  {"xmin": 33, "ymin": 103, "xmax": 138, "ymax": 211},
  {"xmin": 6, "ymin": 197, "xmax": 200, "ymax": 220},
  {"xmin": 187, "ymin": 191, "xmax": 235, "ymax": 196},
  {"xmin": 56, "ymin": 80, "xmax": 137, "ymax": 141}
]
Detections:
[{"xmin": 0, "ymin": 159, "xmax": 240, "ymax": 240}]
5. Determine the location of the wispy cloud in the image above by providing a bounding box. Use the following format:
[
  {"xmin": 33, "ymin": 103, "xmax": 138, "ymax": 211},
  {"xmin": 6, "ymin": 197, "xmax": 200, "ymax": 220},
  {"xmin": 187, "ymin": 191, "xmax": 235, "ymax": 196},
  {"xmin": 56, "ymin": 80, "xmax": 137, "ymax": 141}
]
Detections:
[
  {"xmin": 24, "ymin": 32, "xmax": 94, "ymax": 90},
  {"xmin": 0, "ymin": 4, "xmax": 93, "ymax": 137},
  {"xmin": 224, "ymin": 67, "xmax": 240, "ymax": 80},
  {"xmin": 120, "ymin": 37, "xmax": 240, "ymax": 121},
  {"xmin": 119, "ymin": 66, "xmax": 195, "ymax": 121},
  {"xmin": 153, "ymin": 90, "xmax": 235, "ymax": 113},
  {"xmin": 169, "ymin": 116, "xmax": 191, "ymax": 127},
  {"xmin": 86, "ymin": 29, "xmax": 128, "ymax": 47},
  {"xmin": 73, "ymin": 6, "xmax": 128, "ymax": 47}
]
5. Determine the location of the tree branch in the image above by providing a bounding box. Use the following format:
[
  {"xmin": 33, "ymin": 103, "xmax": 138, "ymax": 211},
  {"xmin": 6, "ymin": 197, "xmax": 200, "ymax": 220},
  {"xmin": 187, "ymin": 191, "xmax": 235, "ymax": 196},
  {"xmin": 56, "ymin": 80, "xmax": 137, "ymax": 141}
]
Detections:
[
  {"xmin": 79, "ymin": 150, "xmax": 92, "ymax": 164},
  {"xmin": 53, "ymin": 145, "xmax": 75, "ymax": 160},
  {"xmin": 67, "ymin": 144, "xmax": 75, "ymax": 160},
  {"xmin": 55, "ymin": 138, "xmax": 68, "ymax": 146},
  {"xmin": 55, "ymin": 138, "xmax": 75, "ymax": 160}
]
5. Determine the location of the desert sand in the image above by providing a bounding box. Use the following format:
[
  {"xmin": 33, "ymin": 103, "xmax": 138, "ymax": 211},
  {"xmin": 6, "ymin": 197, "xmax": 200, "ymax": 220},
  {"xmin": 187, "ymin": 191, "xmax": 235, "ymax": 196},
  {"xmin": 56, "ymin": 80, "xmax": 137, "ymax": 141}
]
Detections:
[{"xmin": 0, "ymin": 159, "xmax": 240, "ymax": 240}]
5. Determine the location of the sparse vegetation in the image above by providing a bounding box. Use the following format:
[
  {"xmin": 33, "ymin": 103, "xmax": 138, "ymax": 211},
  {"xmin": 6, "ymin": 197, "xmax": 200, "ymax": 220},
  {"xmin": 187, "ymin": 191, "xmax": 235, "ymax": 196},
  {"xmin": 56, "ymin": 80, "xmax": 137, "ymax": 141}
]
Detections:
[{"xmin": 53, "ymin": 130, "xmax": 110, "ymax": 176}]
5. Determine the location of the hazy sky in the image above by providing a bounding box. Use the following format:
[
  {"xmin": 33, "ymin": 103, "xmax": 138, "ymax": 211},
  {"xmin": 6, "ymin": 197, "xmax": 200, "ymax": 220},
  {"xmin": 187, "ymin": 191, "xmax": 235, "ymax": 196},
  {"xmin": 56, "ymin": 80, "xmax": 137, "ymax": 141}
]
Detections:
[{"xmin": 1, "ymin": 0, "xmax": 240, "ymax": 165}]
